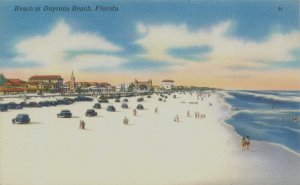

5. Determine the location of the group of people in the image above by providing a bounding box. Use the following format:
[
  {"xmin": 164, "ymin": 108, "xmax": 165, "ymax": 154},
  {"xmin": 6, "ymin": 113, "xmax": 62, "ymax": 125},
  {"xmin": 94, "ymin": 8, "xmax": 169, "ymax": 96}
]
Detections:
[
  {"xmin": 194, "ymin": 112, "xmax": 205, "ymax": 119},
  {"xmin": 241, "ymin": 136, "xmax": 251, "ymax": 151},
  {"xmin": 186, "ymin": 110, "xmax": 206, "ymax": 119}
]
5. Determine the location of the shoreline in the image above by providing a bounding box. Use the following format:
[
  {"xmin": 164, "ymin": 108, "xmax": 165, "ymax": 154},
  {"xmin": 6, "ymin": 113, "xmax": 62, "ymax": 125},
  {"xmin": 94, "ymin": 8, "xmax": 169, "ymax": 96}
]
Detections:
[{"xmin": 217, "ymin": 91, "xmax": 300, "ymax": 158}]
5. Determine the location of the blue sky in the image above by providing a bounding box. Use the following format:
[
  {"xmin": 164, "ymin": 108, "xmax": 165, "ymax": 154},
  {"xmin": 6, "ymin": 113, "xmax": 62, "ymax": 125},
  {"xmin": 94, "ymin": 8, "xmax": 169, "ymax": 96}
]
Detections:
[{"xmin": 0, "ymin": 0, "xmax": 299, "ymax": 89}]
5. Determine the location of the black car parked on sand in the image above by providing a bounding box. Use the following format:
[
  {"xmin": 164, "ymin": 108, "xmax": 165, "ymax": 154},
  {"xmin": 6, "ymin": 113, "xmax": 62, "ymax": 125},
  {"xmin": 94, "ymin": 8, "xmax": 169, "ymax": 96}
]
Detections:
[
  {"xmin": 75, "ymin": 96, "xmax": 93, "ymax": 102},
  {"xmin": 107, "ymin": 105, "xmax": 116, "ymax": 112},
  {"xmin": 137, "ymin": 97, "xmax": 144, "ymax": 102},
  {"xmin": 136, "ymin": 104, "xmax": 144, "ymax": 110},
  {"xmin": 7, "ymin": 102, "xmax": 23, "ymax": 109},
  {"xmin": 56, "ymin": 99, "xmax": 71, "ymax": 105},
  {"xmin": 93, "ymin": 103, "xmax": 101, "ymax": 109},
  {"xmin": 121, "ymin": 103, "xmax": 128, "ymax": 109},
  {"xmin": 57, "ymin": 110, "xmax": 72, "ymax": 118},
  {"xmin": 85, "ymin": 109, "xmax": 97, "ymax": 117},
  {"xmin": 0, "ymin": 104, "xmax": 8, "ymax": 112},
  {"xmin": 12, "ymin": 114, "xmax": 30, "ymax": 124},
  {"xmin": 98, "ymin": 98, "xmax": 109, "ymax": 103},
  {"xmin": 28, "ymin": 102, "xmax": 42, "ymax": 108},
  {"xmin": 20, "ymin": 102, "xmax": 28, "ymax": 107}
]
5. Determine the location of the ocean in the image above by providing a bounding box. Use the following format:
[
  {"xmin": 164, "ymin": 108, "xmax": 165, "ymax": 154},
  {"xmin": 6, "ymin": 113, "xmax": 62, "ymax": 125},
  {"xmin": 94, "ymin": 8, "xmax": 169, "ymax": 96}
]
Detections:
[{"xmin": 224, "ymin": 90, "xmax": 300, "ymax": 153}]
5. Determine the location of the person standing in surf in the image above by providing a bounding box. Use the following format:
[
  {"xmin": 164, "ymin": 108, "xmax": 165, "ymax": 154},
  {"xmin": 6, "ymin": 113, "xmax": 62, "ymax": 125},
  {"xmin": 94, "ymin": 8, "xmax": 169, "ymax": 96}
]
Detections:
[{"xmin": 246, "ymin": 136, "xmax": 251, "ymax": 150}]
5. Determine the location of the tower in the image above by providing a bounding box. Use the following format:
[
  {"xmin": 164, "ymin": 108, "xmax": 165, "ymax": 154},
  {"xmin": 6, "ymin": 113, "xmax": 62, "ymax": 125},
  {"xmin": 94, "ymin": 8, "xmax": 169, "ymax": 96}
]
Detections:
[{"xmin": 69, "ymin": 71, "xmax": 75, "ymax": 93}]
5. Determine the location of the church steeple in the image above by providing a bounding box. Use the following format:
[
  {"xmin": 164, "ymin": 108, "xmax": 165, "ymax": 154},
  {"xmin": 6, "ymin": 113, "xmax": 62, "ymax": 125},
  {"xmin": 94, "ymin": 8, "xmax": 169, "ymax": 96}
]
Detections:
[{"xmin": 69, "ymin": 71, "xmax": 75, "ymax": 93}]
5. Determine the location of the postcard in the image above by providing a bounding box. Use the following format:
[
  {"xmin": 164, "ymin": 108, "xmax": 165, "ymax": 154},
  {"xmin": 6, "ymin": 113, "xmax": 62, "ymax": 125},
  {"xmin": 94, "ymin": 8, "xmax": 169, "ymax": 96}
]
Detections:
[{"xmin": 0, "ymin": 0, "xmax": 299, "ymax": 185}]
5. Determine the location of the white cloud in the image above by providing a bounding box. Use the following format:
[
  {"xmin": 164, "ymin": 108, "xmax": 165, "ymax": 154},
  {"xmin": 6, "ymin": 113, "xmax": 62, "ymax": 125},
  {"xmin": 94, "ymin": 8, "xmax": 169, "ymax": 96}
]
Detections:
[
  {"xmin": 135, "ymin": 21, "xmax": 300, "ymax": 68},
  {"xmin": 14, "ymin": 19, "xmax": 125, "ymax": 70},
  {"xmin": 71, "ymin": 54, "xmax": 126, "ymax": 70},
  {"xmin": 137, "ymin": 22, "xmax": 148, "ymax": 34}
]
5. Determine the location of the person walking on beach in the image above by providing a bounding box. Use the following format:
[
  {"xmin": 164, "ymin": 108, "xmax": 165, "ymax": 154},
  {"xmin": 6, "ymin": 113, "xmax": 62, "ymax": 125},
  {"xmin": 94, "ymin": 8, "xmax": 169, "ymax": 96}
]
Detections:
[
  {"xmin": 176, "ymin": 115, "xmax": 179, "ymax": 122},
  {"xmin": 79, "ymin": 120, "xmax": 82, "ymax": 129},
  {"xmin": 187, "ymin": 110, "xmax": 190, "ymax": 117},
  {"xmin": 155, "ymin": 107, "xmax": 158, "ymax": 114},
  {"xmin": 123, "ymin": 116, "xmax": 129, "ymax": 125},
  {"xmin": 246, "ymin": 136, "xmax": 251, "ymax": 150},
  {"xmin": 174, "ymin": 115, "xmax": 179, "ymax": 122},
  {"xmin": 79, "ymin": 120, "xmax": 85, "ymax": 130},
  {"xmin": 133, "ymin": 109, "xmax": 137, "ymax": 116}
]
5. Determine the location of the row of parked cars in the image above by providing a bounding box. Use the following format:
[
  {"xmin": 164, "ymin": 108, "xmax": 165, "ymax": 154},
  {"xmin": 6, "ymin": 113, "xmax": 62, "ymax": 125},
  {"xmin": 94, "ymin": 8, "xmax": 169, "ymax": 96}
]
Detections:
[
  {"xmin": 0, "ymin": 96, "xmax": 94, "ymax": 112},
  {"xmin": 11, "ymin": 102, "xmax": 146, "ymax": 124}
]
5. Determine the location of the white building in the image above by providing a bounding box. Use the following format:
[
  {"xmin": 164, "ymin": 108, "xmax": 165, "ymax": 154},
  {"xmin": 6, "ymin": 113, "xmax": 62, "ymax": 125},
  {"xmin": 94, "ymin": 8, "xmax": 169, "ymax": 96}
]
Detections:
[
  {"xmin": 161, "ymin": 79, "xmax": 175, "ymax": 90},
  {"xmin": 115, "ymin": 83, "xmax": 130, "ymax": 92}
]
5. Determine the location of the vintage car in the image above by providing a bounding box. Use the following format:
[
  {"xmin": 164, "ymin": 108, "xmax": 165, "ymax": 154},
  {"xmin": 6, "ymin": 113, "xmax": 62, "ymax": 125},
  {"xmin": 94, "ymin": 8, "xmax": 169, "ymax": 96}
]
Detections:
[
  {"xmin": 98, "ymin": 98, "xmax": 109, "ymax": 103},
  {"xmin": 85, "ymin": 109, "xmax": 97, "ymax": 117},
  {"xmin": 19, "ymin": 102, "xmax": 28, "ymax": 107},
  {"xmin": 93, "ymin": 103, "xmax": 101, "ymax": 109},
  {"xmin": 137, "ymin": 97, "xmax": 144, "ymax": 102},
  {"xmin": 7, "ymin": 102, "xmax": 23, "ymax": 109},
  {"xmin": 12, "ymin": 114, "xmax": 30, "ymax": 124},
  {"xmin": 106, "ymin": 105, "xmax": 116, "ymax": 112},
  {"xmin": 75, "ymin": 96, "xmax": 93, "ymax": 102},
  {"xmin": 136, "ymin": 104, "xmax": 144, "ymax": 110},
  {"xmin": 0, "ymin": 104, "xmax": 8, "ymax": 112},
  {"xmin": 56, "ymin": 99, "xmax": 71, "ymax": 105},
  {"xmin": 28, "ymin": 102, "xmax": 42, "ymax": 108},
  {"xmin": 121, "ymin": 103, "xmax": 128, "ymax": 109},
  {"xmin": 57, "ymin": 110, "xmax": 72, "ymax": 118}
]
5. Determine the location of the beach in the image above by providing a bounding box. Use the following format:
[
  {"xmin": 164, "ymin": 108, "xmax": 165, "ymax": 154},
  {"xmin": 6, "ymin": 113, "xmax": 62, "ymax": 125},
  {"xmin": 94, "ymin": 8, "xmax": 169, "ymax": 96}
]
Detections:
[{"xmin": 0, "ymin": 92, "xmax": 299, "ymax": 185}]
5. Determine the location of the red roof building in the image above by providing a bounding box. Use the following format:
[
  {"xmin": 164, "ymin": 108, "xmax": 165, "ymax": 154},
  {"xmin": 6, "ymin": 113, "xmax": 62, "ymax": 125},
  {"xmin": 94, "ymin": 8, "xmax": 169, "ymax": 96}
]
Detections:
[
  {"xmin": 5, "ymin": 79, "xmax": 26, "ymax": 87},
  {"xmin": 0, "ymin": 87, "xmax": 26, "ymax": 95},
  {"xmin": 29, "ymin": 75, "xmax": 63, "ymax": 82}
]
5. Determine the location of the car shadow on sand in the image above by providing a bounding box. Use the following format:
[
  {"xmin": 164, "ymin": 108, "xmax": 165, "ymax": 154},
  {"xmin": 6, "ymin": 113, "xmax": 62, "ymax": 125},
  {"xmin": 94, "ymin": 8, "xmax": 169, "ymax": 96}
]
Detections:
[{"xmin": 85, "ymin": 115, "xmax": 104, "ymax": 118}]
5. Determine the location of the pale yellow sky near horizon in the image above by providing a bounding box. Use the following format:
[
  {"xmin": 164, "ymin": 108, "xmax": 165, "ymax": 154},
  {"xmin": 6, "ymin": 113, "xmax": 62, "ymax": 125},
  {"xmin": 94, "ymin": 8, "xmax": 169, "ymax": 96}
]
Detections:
[{"xmin": 2, "ymin": 68, "xmax": 300, "ymax": 90}]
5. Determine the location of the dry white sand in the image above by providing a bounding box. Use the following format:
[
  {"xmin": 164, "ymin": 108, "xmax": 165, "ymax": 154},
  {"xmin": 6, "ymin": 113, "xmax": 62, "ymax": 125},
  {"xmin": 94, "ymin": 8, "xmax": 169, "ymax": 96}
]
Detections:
[{"xmin": 0, "ymin": 92, "xmax": 299, "ymax": 185}]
